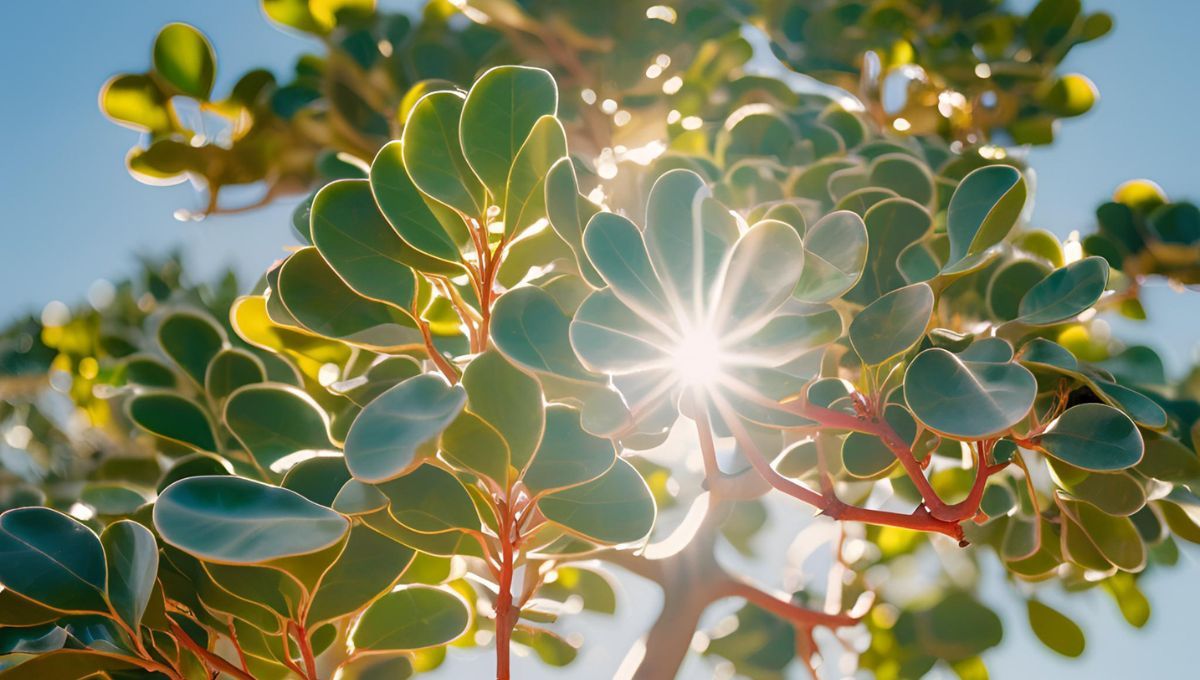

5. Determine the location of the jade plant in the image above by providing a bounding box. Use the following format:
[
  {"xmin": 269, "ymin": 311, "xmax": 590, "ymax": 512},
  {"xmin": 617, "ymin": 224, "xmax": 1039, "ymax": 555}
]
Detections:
[{"xmin": 3, "ymin": 2, "xmax": 1200, "ymax": 680}]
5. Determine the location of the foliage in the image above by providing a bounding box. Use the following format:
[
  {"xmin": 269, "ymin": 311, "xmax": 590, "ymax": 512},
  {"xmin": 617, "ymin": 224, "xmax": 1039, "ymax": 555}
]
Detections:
[{"xmin": 3, "ymin": 1, "xmax": 1200, "ymax": 680}]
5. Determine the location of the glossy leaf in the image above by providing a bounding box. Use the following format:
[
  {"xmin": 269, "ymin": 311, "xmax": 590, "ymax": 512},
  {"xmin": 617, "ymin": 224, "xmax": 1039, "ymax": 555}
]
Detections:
[
  {"xmin": 460, "ymin": 65, "xmax": 558, "ymax": 197},
  {"xmin": 539, "ymin": 458, "xmax": 655, "ymax": 545},
  {"xmin": 1037, "ymin": 403, "xmax": 1143, "ymax": 471},
  {"xmin": 792, "ymin": 210, "xmax": 868, "ymax": 303},
  {"xmin": 224, "ymin": 383, "xmax": 334, "ymax": 478},
  {"xmin": 378, "ymin": 463, "xmax": 480, "ymax": 533},
  {"xmin": 904, "ymin": 348, "xmax": 1036, "ymax": 438},
  {"xmin": 849, "ymin": 283, "xmax": 933, "ymax": 365},
  {"xmin": 0, "ymin": 508, "xmax": 108, "ymax": 613},
  {"xmin": 344, "ymin": 374, "xmax": 466, "ymax": 483},
  {"xmin": 402, "ymin": 91, "xmax": 485, "ymax": 215},
  {"xmin": 1016, "ymin": 256, "xmax": 1109, "ymax": 326},
  {"xmin": 153, "ymin": 23, "xmax": 215, "ymax": 99},
  {"xmin": 127, "ymin": 391, "xmax": 217, "ymax": 453},
  {"xmin": 100, "ymin": 520, "xmax": 158, "ymax": 629},
  {"xmin": 945, "ymin": 165, "xmax": 1027, "ymax": 269},
  {"xmin": 154, "ymin": 476, "xmax": 349, "ymax": 563},
  {"xmin": 350, "ymin": 585, "xmax": 470, "ymax": 652},
  {"xmin": 522, "ymin": 405, "xmax": 616, "ymax": 495}
]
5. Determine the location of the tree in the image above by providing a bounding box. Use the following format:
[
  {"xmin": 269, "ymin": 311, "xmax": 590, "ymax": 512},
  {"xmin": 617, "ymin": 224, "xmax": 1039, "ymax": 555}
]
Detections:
[{"xmin": 3, "ymin": 1, "xmax": 1199, "ymax": 679}]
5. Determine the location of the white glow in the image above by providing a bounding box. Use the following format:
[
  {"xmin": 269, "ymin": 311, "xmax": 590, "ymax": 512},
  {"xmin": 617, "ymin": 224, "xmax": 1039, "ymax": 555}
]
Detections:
[
  {"xmin": 68, "ymin": 502, "xmax": 95, "ymax": 521},
  {"xmin": 670, "ymin": 327, "xmax": 723, "ymax": 388},
  {"xmin": 892, "ymin": 117, "xmax": 912, "ymax": 132}
]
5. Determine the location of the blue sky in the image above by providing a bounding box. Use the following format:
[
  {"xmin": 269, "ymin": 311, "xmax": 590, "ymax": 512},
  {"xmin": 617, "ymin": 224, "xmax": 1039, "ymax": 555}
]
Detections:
[{"xmin": 1, "ymin": 1, "xmax": 1197, "ymax": 677}]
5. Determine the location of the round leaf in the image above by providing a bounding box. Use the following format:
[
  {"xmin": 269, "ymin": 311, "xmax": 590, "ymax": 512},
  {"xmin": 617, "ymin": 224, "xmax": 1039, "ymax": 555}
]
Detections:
[
  {"xmin": 0, "ymin": 508, "xmax": 108, "ymax": 613},
  {"xmin": 153, "ymin": 23, "xmax": 215, "ymax": 99},
  {"xmin": 344, "ymin": 374, "xmax": 467, "ymax": 483},
  {"xmin": 904, "ymin": 348, "xmax": 1036, "ymax": 438},
  {"xmin": 1017, "ymin": 256, "xmax": 1109, "ymax": 326},
  {"xmin": 850, "ymin": 283, "xmax": 934, "ymax": 365},
  {"xmin": 224, "ymin": 383, "xmax": 334, "ymax": 478},
  {"xmin": 1027, "ymin": 600, "xmax": 1085, "ymax": 658},
  {"xmin": 154, "ymin": 476, "xmax": 349, "ymax": 563},
  {"xmin": 460, "ymin": 65, "xmax": 558, "ymax": 197},
  {"xmin": 539, "ymin": 458, "xmax": 655, "ymax": 545},
  {"xmin": 350, "ymin": 585, "xmax": 470, "ymax": 651},
  {"xmin": 1037, "ymin": 403, "xmax": 1143, "ymax": 471}
]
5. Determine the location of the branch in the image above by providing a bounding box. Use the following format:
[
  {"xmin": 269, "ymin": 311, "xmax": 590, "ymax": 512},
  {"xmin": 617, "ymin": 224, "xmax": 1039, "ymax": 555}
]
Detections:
[
  {"xmin": 170, "ymin": 622, "xmax": 255, "ymax": 680},
  {"xmin": 715, "ymin": 579, "xmax": 858, "ymax": 630}
]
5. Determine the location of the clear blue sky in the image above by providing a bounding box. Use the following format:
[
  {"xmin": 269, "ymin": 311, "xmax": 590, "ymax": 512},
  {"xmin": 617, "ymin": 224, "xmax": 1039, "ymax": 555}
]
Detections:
[{"xmin": 1, "ymin": 1, "xmax": 1196, "ymax": 678}]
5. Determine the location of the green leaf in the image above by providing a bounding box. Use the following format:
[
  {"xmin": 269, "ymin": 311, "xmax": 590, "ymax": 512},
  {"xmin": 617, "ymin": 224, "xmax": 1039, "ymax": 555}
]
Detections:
[
  {"xmin": 0, "ymin": 508, "xmax": 108, "ymax": 613},
  {"xmin": 310, "ymin": 179, "xmax": 420, "ymax": 308},
  {"xmin": 350, "ymin": 585, "xmax": 470, "ymax": 651},
  {"xmin": 1016, "ymin": 256, "xmax": 1109, "ymax": 326},
  {"xmin": 441, "ymin": 410, "xmax": 510, "ymax": 483},
  {"xmin": 539, "ymin": 458, "xmax": 655, "ymax": 544},
  {"xmin": 277, "ymin": 247, "xmax": 421, "ymax": 350},
  {"xmin": 643, "ymin": 169, "xmax": 738, "ymax": 312},
  {"xmin": 344, "ymin": 374, "xmax": 467, "ymax": 483},
  {"xmin": 491, "ymin": 286, "xmax": 593, "ymax": 380},
  {"xmin": 378, "ymin": 463, "xmax": 480, "ymax": 533},
  {"xmin": 522, "ymin": 405, "xmax": 616, "ymax": 495},
  {"xmin": 1017, "ymin": 338, "xmax": 1079, "ymax": 373},
  {"xmin": 792, "ymin": 210, "xmax": 868, "ymax": 303},
  {"xmin": 100, "ymin": 520, "xmax": 158, "ymax": 629},
  {"xmin": 127, "ymin": 391, "xmax": 217, "ymax": 453},
  {"xmin": 461, "ymin": 350, "xmax": 544, "ymax": 472},
  {"xmin": 714, "ymin": 219, "xmax": 806, "ymax": 331},
  {"xmin": 100, "ymin": 74, "xmax": 173, "ymax": 132},
  {"xmin": 157, "ymin": 310, "xmax": 226, "ymax": 387},
  {"xmin": 504, "ymin": 115, "xmax": 567, "ymax": 236},
  {"xmin": 582, "ymin": 211, "xmax": 671, "ymax": 321},
  {"xmin": 850, "ymin": 198, "xmax": 932, "ymax": 299},
  {"xmin": 332, "ymin": 480, "xmax": 389, "ymax": 516},
  {"xmin": 849, "ymin": 283, "xmax": 933, "ymax": 365},
  {"xmin": 1060, "ymin": 497, "xmax": 1146, "ymax": 571},
  {"xmin": 158, "ymin": 452, "xmax": 233, "ymax": 493},
  {"xmin": 335, "ymin": 654, "xmax": 415, "ymax": 680},
  {"xmin": 513, "ymin": 626, "xmax": 579, "ymax": 666},
  {"xmin": 987, "ymin": 259, "xmax": 1051, "ymax": 321},
  {"xmin": 1092, "ymin": 380, "xmax": 1167, "ymax": 429},
  {"xmin": 904, "ymin": 348, "xmax": 1036, "ymax": 438},
  {"xmin": 570, "ymin": 288, "xmax": 672, "ymax": 375},
  {"xmin": 1026, "ymin": 600, "xmax": 1084, "ymax": 657},
  {"xmin": 461, "ymin": 65, "xmax": 558, "ymax": 197},
  {"xmin": 1048, "ymin": 460, "xmax": 1145, "ymax": 516},
  {"xmin": 1036, "ymin": 403, "xmax": 1143, "ymax": 471},
  {"xmin": 225, "ymin": 383, "xmax": 334, "ymax": 478},
  {"xmin": 205, "ymin": 348, "xmax": 266, "ymax": 401},
  {"xmin": 306, "ymin": 524, "xmax": 415, "ymax": 627},
  {"xmin": 370, "ymin": 141, "xmax": 464, "ymax": 265},
  {"xmin": 945, "ymin": 166, "xmax": 1027, "ymax": 270},
  {"xmin": 154, "ymin": 476, "xmax": 349, "ymax": 563},
  {"xmin": 0, "ymin": 650, "xmax": 140, "ymax": 679},
  {"xmin": 912, "ymin": 592, "xmax": 1003, "ymax": 662},
  {"xmin": 869, "ymin": 153, "xmax": 935, "ymax": 207},
  {"xmin": 545, "ymin": 158, "xmax": 603, "ymax": 286},
  {"xmin": 153, "ymin": 23, "xmax": 215, "ymax": 99},
  {"xmin": 402, "ymin": 91, "xmax": 486, "ymax": 215}
]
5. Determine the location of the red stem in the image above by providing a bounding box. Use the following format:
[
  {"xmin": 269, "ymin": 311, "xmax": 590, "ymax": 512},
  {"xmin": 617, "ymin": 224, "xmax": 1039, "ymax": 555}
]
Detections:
[
  {"xmin": 717, "ymin": 580, "xmax": 858, "ymax": 629},
  {"xmin": 495, "ymin": 496, "xmax": 517, "ymax": 680}
]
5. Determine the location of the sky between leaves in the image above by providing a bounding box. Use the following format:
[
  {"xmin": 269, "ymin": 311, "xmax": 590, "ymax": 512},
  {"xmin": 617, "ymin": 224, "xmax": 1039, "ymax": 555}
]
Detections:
[{"xmin": 0, "ymin": 0, "xmax": 1197, "ymax": 677}]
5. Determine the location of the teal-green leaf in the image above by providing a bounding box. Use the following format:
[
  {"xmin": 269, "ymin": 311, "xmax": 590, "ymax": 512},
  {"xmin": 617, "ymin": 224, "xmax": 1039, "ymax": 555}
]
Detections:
[
  {"xmin": 987, "ymin": 259, "xmax": 1051, "ymax": 321},
  {"xmin": 224, "ymin": 383, "xmax": 334, "ymax": 479},
  {"xmin": 310, "ymin": 179, "xmax": 420, "ymax": 308},
  {"xmin": 153, "ymin": 23, "xmax": 215, "ymax": 99},
  {"xmin": 545, "ymin": 157, "xmax": 603, "ymax": 286},
  {"xmin": 154, "ymin": 476, "xmax": 349, "ymax": 563},
  {"xmin": 1016, "ymin": 256, "xmax": 1109, "ymax": 326},
  {"xmin": 370, "ymin": 141, "xmax": 463, "ymax": 264},
  {"xmin": 205, "ymin": 348, "xmax": 265, "ymax": 402},
  {"xmin": 522, "ymin": 405, "xmax": 616, "ymax": 495},
  {"xmin": 0, "ymin": 507, "xmax": 108, "ymax": 613},
  {"xmin": 460, "ymin": 65, "xmax": 558, "ymax": 197},
  {"xmin": 100, "ymin": 520, "xmax": 158, "ymax": 629},
  {"xmin": 539, "ymin": 458, "xmax": 655, "ymax": 545},
  {"xmin": 378, "ymin": 463, "xmax": 480, "ymax": 534},
  {"xmin": 643, "ymin": 169, "xmax": 738, "ymax": 312},
  {"xmin": 714, "ymin": 219, "xmax": 805, "ymax": 331},
  {"xmin": 849, "ymin": 283, "xmax": 933, "ymax": 365},
  {"xmin": 582, "ymin": 211, "xmax": 671, "ymax": 321},
  {"xmin": 441, "ymin": 411, "xmax": 510, "ymax": 483},
  {"xmin": 1037, "ymin": 403, "xmax": 1143, "ymax": 471},
  {"xmin": 344, "ymin": 374, "xmax": 467, "ymax": 483},
  {"xmin": 402, "ymin": 90, "xmax": 486, "ymax": 215},
  {"xmin": 904, "ymin": 348, "xmax": 1036, "ymax": 438},
  {"xmin": 277, "ymin": 247, "xmax": 421, "ymax": 351},
  {"xmin": 157, "ymin": 310, "xmax": 226, "ymax": 387},
  {"xmin": 792, "ymin": 210, "xmax": 868, "ymax": 303},
  {"xmin": 1027, "ymin": 600, "xmax": 1085, "ymax": 658},
  {"xmin": 350, "ymin": 585, "xmax": 470, "ymax": 651},
  {"xmin": 306, "ymin": 524, "xmax": 415, "ymax": 627},
  {"xmin": 570, "ymin": 288, "xmax": 672, "ymax": 375},
  {"xmin": 945, "ymin": 165, "xmax": 1027, "ymax": 269},
  {"xmin": 461, "ymin": 350, "xmax": 545, "ymax": 471},
  {"xmin": 504, "ymin": 115, "xmax": 567, "ymax": 237},
  {"xmin": 491, "ymin": 286, "xmax": 594, "ymax": 381},
  {"xmin": 127, "ymin": 391, "xmax": 218, "ymax": 453}
]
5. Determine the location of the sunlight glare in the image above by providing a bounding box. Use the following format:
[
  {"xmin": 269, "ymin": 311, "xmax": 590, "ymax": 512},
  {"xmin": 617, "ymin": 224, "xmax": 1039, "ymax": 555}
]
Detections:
[{"xmin": 670, "ymin": 326, "xmax": 723, "ymax": 388}]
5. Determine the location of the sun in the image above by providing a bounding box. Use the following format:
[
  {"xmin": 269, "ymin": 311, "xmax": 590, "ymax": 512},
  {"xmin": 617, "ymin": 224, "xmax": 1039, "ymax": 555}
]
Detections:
[{"xmin": 669, "ymin": 325, "xmax": 724, "ymax": 390}]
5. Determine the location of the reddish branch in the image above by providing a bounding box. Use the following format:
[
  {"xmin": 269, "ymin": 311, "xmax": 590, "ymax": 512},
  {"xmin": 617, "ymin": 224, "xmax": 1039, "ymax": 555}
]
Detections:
[{"xmin": 170, "ymin": 622, "xmax": 255, "ymax": 680}]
